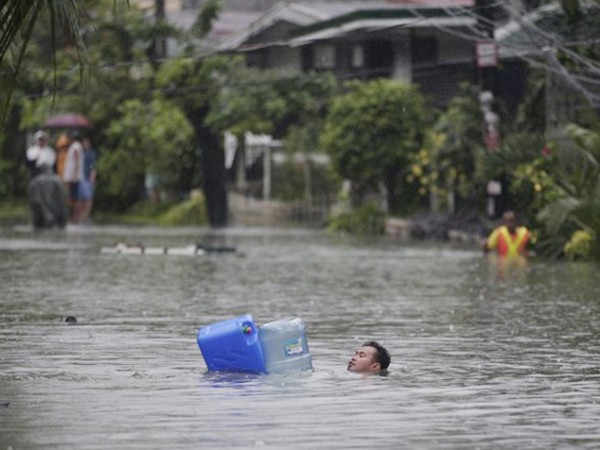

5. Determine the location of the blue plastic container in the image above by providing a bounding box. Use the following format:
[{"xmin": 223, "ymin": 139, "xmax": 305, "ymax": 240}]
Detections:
[
  {"xmin": 197, "ymin": 314, "xmax": 266, "ymax": 373},
  {"xmin": 259, "ymin": 317, "xmax": 313, "ymax": 374}
]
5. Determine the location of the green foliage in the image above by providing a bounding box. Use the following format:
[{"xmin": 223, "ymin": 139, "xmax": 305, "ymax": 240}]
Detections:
[
  {"xmin": 100, "ymin": 97, "xmax": 195, "ymax": 211},
  {"xmin": 205, "ymin": 68, "xmax": 337, "ymax": 137},
  {"xmin": 100, "ymin": 191, "xmax": 208, "ymax": 226},
  {"xmin": 271, "ymin": 161, "xmax": 306, "ymax": 201},
  {"xmin": 156, "ymin": 54, "xmax": 246, "ymax": 116},
  {"xmin": 481, "ymin": 133, "xmax": 558, "ymax": 222},
  {"xmin": 536, "ymin": 123, "xmax": 600, "ymax": 260},
  {"xmin": 1, "ymin": 0, "xmax": 89, "ymax": 120},
  {"xmin": 321, "ymin": 78, "xmax": 428, "ymax": 210},
  {"xmin": 327, "ymin": 203, "xmax": 386, "ymax": 235},
  {"xmin": 271, "ymin": 159, "xmax": 339, "ymax": 202},
  {"xmin": 1, "ymin": 1, "xmax": 156, "ymax": 122},
  {"xmin": 408, "ymin": 84, "xmax": 485, "ymax": 212},
  {"xmin": 192, "ymin": 0, "xmax": 222, "ymax": 38},
  {"xmin": 278, "ymin": 119, "xmax": 340, "ymax": 202},
  {"xmin": 0, "ymin": 198, "xmax": 29, "ymax": 224},
  {"xmin": 157, "ymin": 190, "xmax": 208, "ymax": 226},
  {"xmin": 564, "ymin": 230, "xmax": 592, "ymax": 260},
  {"xmin": 8, "ymin": 0, "xmax": 174, "ymax": 209}
]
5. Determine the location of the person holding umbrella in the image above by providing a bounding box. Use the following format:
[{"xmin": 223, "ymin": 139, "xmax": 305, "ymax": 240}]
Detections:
[
  {"xmin": 43, "ymin": 113, "xmax": 93, "ymax": 181},
  {"xmin": 62, "ymin": 130, "xmax": 85, "ymax": 223}
]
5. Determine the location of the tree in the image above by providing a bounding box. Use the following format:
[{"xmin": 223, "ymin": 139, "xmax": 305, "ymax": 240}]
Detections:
[
  {"xmin": 205, "ymin": 66, "xmax": 336, "ymax": 137},
  {"xmin": 537, "ymin": 123, "xmax": 600, "ymax": 260},
  {"xmin": 320, "ymin": 79, "xmax": 429, "ymax": 212},
  {"xmin": 101, "ymin": 97, "xmax": 195, "ymax": 210},
  {"xmin": 411, "ymin": 84, "xmax": 487, "ymax": 214},
  {"xmin": 6, "ymin": 0, "xmax": 186, "ymax": 210},
  {"xmin": 0, "ymin": 0, "xmax": 135, "ymax": 120},
  {"xmin": 156, "ymin": 55, "xmax": 243, "ymax": 226},
  {"xmin": 204, "ymin": 66, "xmax": 337, "ymax": 197}
]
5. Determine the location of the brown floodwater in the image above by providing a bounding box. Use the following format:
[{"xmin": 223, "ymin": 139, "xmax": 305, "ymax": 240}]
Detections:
[{"xmin": 1, "ymin": 225, "xmax": 599, "ymax": 449}]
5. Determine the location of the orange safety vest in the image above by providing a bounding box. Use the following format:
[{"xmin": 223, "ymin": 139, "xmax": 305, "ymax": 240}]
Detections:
[{"xmin": 487, "ymin": 225, "xmax": 530, "ymax": 257}]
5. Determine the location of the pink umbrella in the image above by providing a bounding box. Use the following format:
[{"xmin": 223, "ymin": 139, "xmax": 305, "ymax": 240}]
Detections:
[{"xmin": 44, "ymin": 113, "xmax": 93, "ymax": 128}]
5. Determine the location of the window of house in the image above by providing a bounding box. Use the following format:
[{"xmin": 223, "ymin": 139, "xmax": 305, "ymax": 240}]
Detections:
[
  {"xmin": 313, "ymin": 44, "xmax": 335, "ymax": 69},
  {"xmin": 412, "ymin": 36, "xmax": 437, "ymax": 65},
  {"xmin": 351, "ymin": 45, "xmax": 364, "ymax": 68},
  {"xmin": 365, "ymin": 40, "xmax": 394, "ymax": 69}
]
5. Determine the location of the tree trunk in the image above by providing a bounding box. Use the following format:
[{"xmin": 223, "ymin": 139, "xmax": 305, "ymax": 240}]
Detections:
[
  {"xmin": 195, "ymin": 121, "xmax": 228, "ymax": 227},
  {"xmin": 384, "ymin": 166, "xmax": 400, "ymax": 213}
]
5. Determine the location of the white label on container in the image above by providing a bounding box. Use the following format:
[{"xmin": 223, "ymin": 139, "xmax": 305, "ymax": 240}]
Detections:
[{"xmin": 285, "ymin": 337, "xmax": 305, "ymax": 357}]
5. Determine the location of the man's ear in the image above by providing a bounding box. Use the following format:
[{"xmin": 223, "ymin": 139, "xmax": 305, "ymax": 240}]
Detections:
[{"xmin": 370, "ymin": 362, "xmax": 381, "ymax": 372}]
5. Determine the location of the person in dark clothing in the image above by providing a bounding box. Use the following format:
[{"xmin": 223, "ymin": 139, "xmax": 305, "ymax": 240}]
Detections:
[{"xmin": 28, "ymin": 164, "xmax": 69, "ymax": 230}]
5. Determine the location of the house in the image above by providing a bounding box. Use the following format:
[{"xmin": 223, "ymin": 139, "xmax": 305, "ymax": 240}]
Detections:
[
  {"xmin": 217, "ymin": 0, "xmax": 484, "ymax": 108},
  {"xmin": 204, "ymin": 1, "xmax": 506, "ymax": 203}
]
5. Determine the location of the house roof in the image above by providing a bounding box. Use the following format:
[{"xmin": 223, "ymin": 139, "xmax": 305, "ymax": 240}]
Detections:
[
  {"xmin": 218, "ymin": 2, "xmax": 331, "ymax": 51},
  {"xmin": 218, "ymin": 0, "xmax": 476, "ymax": 51},
  {"xmin": 167, "ymin": 9, "xmax": 264, "ymax": 43}
]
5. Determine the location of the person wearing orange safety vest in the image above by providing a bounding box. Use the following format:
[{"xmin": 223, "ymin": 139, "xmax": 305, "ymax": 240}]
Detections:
[{"xmin": 483, "ymin": 211, "xmax": 531, "ymax": 257}]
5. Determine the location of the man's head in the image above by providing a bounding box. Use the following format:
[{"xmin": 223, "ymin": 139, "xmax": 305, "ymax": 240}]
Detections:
[
  {"xmin": 68, "ymin": 129, "xmax": 82, "ymax": 141},
  {"xmin": 34, "ymin": 130, "xmax": 47, "ymax": 145},
  {"xmin": 502, "ymin": 210, "xmax": 517, "ymax": 233},
  {"xmin": 347, "ymin": 341, "xmax": 390, "ymax": 373},
  {"xmin": 55, "ymin": 134, "xmax": 71, "ymax": 151}
]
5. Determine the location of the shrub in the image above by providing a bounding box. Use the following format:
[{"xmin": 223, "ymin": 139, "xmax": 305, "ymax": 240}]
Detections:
[
  {"xmin": 564, "ymin": 230, "xmax": 593, "ymax": 261},
  {"xmin": 327, "ymin": 203, "xmax": 386, "ymax": 235},
  {"xmin": 158, "ymin": 190, "xmax": 208, "ymax": 226}
]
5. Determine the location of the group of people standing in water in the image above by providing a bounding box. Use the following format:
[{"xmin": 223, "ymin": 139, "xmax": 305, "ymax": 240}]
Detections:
[{"xmin": 26, "ymin": 129, "xmax": 98, "ymax": 229}]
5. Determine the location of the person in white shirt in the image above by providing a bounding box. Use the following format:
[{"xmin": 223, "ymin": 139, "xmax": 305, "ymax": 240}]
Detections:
[
  {"xmin": 26, "ymin": 130, "xmax": 56, "ymax": 178},
  {"xmin": 62, "ymin": 130, "xmax": 85, "ymax": 223}
]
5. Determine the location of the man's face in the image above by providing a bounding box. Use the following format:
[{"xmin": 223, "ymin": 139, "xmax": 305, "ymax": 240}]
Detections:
[
  {"xmin": 504, "ymin": 215, "xmax": 516, "ymax": 233},
  {"xmin": 347, "ymin": 345, "xmax": 380, "ymax": 373}
]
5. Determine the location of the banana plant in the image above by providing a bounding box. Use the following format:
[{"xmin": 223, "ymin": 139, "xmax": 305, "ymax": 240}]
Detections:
[{"xmin": 537, "ymin": 123, "xmax": 600, "ymax": 260}]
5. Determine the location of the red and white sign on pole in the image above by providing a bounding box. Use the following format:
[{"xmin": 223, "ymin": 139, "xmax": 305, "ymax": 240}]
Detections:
[{"xmin": 476, "ymin": 41, "xmax": 498, "ymax": 68}]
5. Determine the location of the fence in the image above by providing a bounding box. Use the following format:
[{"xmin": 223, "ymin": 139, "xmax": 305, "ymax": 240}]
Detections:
[{"xmin": 228, "ymin": 193, "xmax": 332, "ymax": 228}]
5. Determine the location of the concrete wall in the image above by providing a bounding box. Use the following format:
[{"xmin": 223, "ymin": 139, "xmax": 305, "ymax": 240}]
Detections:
[{"xmin": 391, "ymin": 35, "xmax": 412, "ymax": 83}]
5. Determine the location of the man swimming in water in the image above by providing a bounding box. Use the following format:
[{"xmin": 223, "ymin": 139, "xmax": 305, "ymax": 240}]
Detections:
[{"xmin": 347, "ymin": 341, "xmax": 390, "ymax": 374}]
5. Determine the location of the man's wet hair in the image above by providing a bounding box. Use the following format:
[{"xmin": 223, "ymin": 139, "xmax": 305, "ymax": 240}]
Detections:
[{"xmin": 363, "ymin": 341, "xmax": 390, "ymax": 370}]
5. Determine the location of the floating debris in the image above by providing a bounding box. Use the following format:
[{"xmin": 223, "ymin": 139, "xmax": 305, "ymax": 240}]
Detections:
[
  {"xmin": 65, "ymin": 316, "xmax": 77, "ymax": 325},
  {"xmin": 100, "ymin": 242, "xmax": 235, "ymax": 256}
]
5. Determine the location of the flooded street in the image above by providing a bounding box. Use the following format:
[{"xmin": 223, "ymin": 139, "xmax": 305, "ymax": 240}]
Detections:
[{"xmin": 1, "ymin": 225, "xmax": 599, "ymax": 449}]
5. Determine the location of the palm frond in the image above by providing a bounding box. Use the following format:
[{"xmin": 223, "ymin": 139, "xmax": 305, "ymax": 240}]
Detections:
[
  {"xmin": 538, "ymin": 196, "xmax": 580, "ymax": 235},
  {"xmin": 1, "ymin": 0, "xmax": 128, "ymax": 121}
]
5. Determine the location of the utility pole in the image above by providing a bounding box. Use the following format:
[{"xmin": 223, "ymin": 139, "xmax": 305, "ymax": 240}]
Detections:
[
  {"xmin": 475, "ymin": 0, "xmax": 497, "ymax": 94},
  {"xmin": 475, "ymin": 0, "xmax": 499, "ymax": 151},
  {"xmin": 155, "ymin": 0, "xmax": 167, "ymax": 61},
  {"xmin": 475, "ymin": 0, "xmax": 503, "ymax": 218}
]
